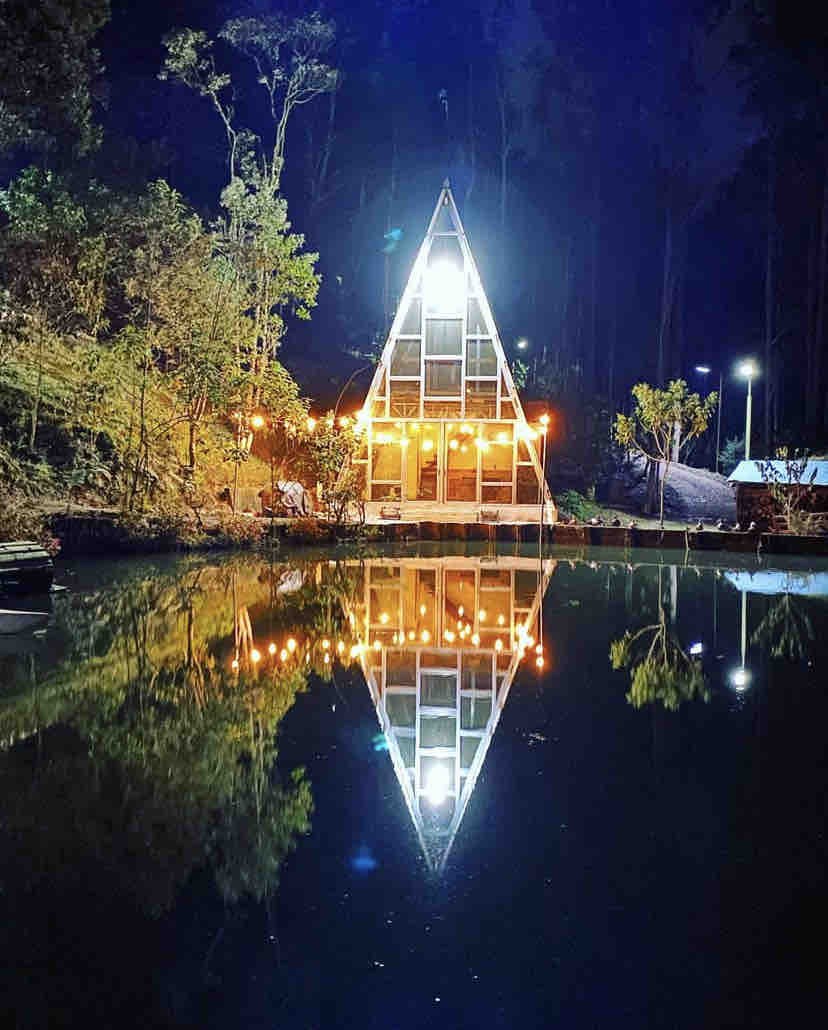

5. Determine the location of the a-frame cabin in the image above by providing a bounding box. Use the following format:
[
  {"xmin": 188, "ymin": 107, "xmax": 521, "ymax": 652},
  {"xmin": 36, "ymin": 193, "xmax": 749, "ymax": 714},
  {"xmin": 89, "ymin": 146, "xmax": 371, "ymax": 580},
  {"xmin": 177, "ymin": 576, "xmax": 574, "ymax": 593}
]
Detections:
[{"xmin": 353, "ymin": 181, "xmax": 556, "ymax": 523}]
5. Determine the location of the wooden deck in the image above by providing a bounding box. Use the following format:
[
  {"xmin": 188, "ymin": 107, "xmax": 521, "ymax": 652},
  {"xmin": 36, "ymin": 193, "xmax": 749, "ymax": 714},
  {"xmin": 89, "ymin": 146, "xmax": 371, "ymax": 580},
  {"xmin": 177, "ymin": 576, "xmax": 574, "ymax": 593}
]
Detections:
[{"xmin": 364, "ymin": 501, "xmax": 556, "ymax": 524}]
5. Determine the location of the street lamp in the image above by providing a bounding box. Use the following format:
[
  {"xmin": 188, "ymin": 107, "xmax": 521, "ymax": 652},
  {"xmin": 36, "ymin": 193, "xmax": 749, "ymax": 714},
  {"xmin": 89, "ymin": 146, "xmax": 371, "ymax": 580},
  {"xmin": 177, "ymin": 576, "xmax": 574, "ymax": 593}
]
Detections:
[
  {"xmin": 693, "ymin": 365, "xmax": 723, "ymax": 474},
  {"xmin": 516, "ymin": 337, "xmax": 528, "ymax": 351},
  {"xmin": 736, "ymin": 359, "xmax": 758, "ymax": 461}
]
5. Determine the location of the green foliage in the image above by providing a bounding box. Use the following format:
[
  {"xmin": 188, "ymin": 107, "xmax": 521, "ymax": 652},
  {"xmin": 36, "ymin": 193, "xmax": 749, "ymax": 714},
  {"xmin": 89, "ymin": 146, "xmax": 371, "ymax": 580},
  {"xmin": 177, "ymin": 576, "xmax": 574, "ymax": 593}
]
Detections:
[
  {"xmin": 719, "ymin": 435, "xmax": 744, "ymax": 476},
  {"xmin": 0, "ymin": 0, "xmax": 109, "ymax": 157},
  {"xmin": 556, "ymin": 489, "xmax": 599, "ymax": 521},
  {"xmin": 302, "ymin": 413, "xmax": 363, "ymax": 524},
  {"xmin": 754, "ymin": 447, "xmax": 823, "ymax": 535},
  {"xmin": 610, "ymin": 585, "xmax": 710, "ymax": 712},
  {"xmin": 751, "ymin": 593, "xmax": 815, "ymax": 662},
  {"xmin": 614, "ymin": 379, "xmax": 717, "ymax": 526}
]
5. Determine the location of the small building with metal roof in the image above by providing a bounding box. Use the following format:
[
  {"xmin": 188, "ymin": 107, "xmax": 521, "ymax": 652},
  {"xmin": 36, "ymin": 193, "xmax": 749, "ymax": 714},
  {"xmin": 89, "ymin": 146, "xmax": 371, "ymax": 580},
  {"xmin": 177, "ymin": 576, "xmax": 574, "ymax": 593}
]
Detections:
[{"xmin": 728, "ymin": 459, "xmax": 828, "ymax": 530}]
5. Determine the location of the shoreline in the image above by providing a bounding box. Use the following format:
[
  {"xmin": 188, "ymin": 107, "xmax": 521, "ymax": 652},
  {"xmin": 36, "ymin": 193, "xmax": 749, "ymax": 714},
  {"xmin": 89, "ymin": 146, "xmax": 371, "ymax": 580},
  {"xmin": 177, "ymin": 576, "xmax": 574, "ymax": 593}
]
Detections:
[{"xmin": 46, "ymin": 511, "xmax": 828, "ymax": 559}]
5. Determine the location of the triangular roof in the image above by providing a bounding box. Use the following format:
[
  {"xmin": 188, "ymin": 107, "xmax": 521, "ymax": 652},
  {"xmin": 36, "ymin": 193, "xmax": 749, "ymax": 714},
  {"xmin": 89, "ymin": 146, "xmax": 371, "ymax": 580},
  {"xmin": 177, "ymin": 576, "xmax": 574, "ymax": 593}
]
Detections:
[
  {"xmin": 344, "ymin": 555, "xmax": 556, "ymax": 873},
  {"xmin": 358, "ymin": 182, "xmax": 553, "ymax": 511}
]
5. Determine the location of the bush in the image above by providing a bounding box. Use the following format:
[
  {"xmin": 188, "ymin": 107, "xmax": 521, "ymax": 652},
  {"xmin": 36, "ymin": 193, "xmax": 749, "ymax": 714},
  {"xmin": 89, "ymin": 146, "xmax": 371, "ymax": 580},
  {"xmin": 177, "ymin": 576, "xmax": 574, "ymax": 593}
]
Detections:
[
  {"xmin": 0, "ymin": 481, "xmax": 61, "ymax": 554},
  {"xmin": 719, "ymin": 436, "xmax": 744, "ymax": 477},
  {"xmin": 285, "ymin": 517, "xmax": 333, "ymax": 543},
  {"xmin": 556, "ymin": 489, "xmax": 599, "ymax": 522}
]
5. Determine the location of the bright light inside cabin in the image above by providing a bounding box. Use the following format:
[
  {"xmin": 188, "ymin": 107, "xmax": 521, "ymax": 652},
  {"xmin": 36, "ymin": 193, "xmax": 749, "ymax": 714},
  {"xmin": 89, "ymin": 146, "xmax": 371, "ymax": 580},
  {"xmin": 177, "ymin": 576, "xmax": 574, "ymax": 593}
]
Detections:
[
  {"xmin": 424, "ymin": 259, "xmax": 464, "ymax": 314},
  {"xmin": 730, "ymin": 666, "xmax": 751, "ymax": 691},
  {"xmin": 424, "ymin": 763, "xmax": 451, "ymax": 806}
]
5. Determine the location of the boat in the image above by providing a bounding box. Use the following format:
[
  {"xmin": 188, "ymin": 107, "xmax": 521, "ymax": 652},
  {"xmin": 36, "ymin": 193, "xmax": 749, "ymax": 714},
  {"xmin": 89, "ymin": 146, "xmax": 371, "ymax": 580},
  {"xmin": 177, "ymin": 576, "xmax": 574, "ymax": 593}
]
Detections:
[{"xmin": 0, "ymin": 541, "xmax": 54, "ymax": 595}]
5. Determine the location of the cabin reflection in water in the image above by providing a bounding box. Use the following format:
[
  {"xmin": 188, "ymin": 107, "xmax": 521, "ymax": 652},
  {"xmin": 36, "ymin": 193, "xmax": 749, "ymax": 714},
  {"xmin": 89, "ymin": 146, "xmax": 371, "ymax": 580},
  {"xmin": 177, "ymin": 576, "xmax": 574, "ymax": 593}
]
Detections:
[{"xmin": 344, "ymin": 557, "xmax": 554, "ymax": 872}]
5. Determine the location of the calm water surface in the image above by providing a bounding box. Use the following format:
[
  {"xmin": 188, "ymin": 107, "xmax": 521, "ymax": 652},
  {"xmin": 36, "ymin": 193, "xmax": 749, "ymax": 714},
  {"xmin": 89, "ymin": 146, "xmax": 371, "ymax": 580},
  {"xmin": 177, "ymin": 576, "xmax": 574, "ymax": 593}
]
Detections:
[{"xmin": 1, "ymin": 545, "xmax": 827, "ymax": 1028}]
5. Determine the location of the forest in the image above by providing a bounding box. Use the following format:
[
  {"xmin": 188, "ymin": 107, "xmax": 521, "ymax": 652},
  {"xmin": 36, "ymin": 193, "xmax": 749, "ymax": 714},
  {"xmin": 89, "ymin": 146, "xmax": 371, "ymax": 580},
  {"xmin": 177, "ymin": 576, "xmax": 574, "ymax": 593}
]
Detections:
[{"xmin": 0, "ymin": 0, "xmax": 826, "ymax": 529}]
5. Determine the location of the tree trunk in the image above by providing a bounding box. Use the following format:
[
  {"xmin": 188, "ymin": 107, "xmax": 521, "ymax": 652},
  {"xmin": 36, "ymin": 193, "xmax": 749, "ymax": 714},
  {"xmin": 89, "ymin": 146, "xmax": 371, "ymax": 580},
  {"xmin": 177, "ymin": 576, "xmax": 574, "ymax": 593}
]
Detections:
[{"xmin": 764, "ymin": 137, "xmax": 777, "ymax": 452}]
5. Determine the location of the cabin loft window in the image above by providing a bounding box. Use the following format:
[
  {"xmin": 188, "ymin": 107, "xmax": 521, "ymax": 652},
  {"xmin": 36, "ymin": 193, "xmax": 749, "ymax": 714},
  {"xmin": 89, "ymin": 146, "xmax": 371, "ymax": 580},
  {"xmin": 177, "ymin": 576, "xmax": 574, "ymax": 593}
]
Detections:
[
  {"xmin": 425, "ymin": 319, "xmax": 462, "ymax": 356},
  {"xmin": 400, "ymin": 297, "xmax": 422, "ymax": 335},
  {"xmin": 425, "ymin": 360, "xmax": 461, "ymax": 395},
  {"xmin": 390, "ymin": 338, "xmax": 421, "ymax": 376}
]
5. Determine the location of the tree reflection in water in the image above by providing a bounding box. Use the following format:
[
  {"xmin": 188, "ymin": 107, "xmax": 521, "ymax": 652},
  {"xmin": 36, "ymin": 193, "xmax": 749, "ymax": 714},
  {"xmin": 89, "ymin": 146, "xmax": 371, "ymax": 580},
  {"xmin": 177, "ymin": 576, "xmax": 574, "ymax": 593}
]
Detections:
[
  {"xmin": 0, "ymin": 556, "xmax": 367, "ymax": 914},
  {"xmin": 610, "ymin": 565, "xmax": 710, "ymax": 711}
]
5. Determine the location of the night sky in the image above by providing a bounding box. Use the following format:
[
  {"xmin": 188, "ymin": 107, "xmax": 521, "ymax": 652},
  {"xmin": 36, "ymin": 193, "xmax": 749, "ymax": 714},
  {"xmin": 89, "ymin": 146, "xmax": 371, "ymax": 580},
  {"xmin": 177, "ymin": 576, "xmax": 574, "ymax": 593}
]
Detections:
[{"xmin": 25, "ymin": 2, "xmax": 828, "ymax": 434}]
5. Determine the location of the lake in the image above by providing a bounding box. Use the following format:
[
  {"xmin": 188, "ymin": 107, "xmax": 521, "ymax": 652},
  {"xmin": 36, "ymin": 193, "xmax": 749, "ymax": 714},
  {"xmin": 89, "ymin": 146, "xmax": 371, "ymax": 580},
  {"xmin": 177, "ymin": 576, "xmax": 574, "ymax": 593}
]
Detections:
[{"xmin": 1, "ymin": 545, "xmax": 826, "ymax": 1029}]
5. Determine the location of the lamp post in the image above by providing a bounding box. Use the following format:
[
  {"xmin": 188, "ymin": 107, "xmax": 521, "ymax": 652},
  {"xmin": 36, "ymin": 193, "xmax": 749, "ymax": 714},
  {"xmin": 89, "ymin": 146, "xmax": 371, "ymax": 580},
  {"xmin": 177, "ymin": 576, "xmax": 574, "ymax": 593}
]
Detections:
[
  {"xmin": 737, "ymin": 360, "xmax": 758, "ymax": 461},
  {"xmin": 694, "ymin": 365, "xmax": 723, "ymax": 474}
]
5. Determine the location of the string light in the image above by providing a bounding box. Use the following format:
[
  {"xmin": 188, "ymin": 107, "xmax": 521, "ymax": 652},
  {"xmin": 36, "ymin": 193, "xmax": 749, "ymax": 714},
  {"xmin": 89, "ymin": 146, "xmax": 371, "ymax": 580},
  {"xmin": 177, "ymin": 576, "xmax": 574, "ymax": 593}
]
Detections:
[
  {"xmin": 287, "ymin": 638, "xmax": 297, "ymax": 653},
  {"xmin": 494, "ymin": 639, "xmax": 503, "ymax": 653},
  {"xmin": 479, "ymin": 609, "xmax": 487, "ymax": 621},
  {"xmin": 419, "ymin": 603, "xmax": 427, "ymax": 616},
  {"xmin": 337, "ymin": 641, "xmax": 345, "ymax": 654},
  {"xmin": 422, "ymin": 439, "xmax": 434, "ymax": 452},
  {"xmin": 231, "ymin": 659, "xmax": 239, "ymax": 670},
  {"xmin": 280, "ymin": 649, "xmax": 288, "ymax": 661},
  {"xmin": 268, "ymin": 642, "xmax": 277, "ymax": 655},
  {"xmin": 251, "ymin": 648, "xmax": 261, "ymax": 663},
  {"xmin": 306, "ymin": 417, "xmax": 317, "ymax": 432},
  {"xmin": 322, "ymin": 639, "xmax": 330, "ymax": 650},
  {"xmin": 421, "ymin": 630, "xmax": 431, "ymax": 643},
  {"xmin": 449, "ymin": 439, "xmax": 459, "ymax": 451},
  {"xmin": 250, "ymin": 414, "xmax": 265, "ymax": 430},
  {"xmin": 379, "ymin": 612, "xmax": 390, "ymax": 624},
  {"xmin": 471, "ymin": 633, "xmax": 480, "ymax": 646}
]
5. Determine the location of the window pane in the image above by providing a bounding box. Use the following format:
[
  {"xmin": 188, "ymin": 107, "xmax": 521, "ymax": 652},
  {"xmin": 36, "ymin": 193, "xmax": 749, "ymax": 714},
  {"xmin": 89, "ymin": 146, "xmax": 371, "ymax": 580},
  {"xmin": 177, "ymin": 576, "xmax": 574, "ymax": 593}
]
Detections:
[
  {"xmin": 400, "ymin": 298, "xmax": 422, "ymax": 335},
  {"xmin": 386, "ymin": 693, "xmax": 415, "ymax": 726},
  {"xmin": 389, "ymin": 379, "xmax": 420, "ymax": 417},
  {"xmin": 466, "ymin": 338, "xmax": 496, "ymax": 376},
  {"xmin": 461, "ymin": 736, "xmax": 480, "ymax": 769},
  {"xmin": 516, "ymin": 464, "xmax": 539, "ymax": 503},
  {"xmin": 465, "ymin": 381, "xmax": 497, "ymax": 418},
  {"xmin": 446, "ymin": 433, "xmax": 476, "ymax": 501},
  {"xmin": 467, "ymin": 298, "xmax": 486, "ymax": 335},
  {"xmin": 482, "ymin": 484, "xmax": 512, "ymax": 502},
  {"xmin": 425, "ymin": 319, "xmax": 462, "ymax": 356},
  {"xmin": 421, "ymin": 716, "xmax": 456, "ymax": 748},
  {"xmin": 426, "ymin": 360, "xmax": 461, "ymax": 395},
  {"xmin": 387, "ymin": 649, "xmax": 415, "ymax": 686},
  {"xmin": 421, "ymin": 674, "xmax": 456, "ymax": 707},
  {"xmin": 371, "ymin": 483, "xmax": 400, "ymax": 501},
  {"xmin": 482, "ymin": 426, "xmax": 513, "ymax": 482},
  {"xmin": 372, "ymin": 440, "xmax": 401, "ymax": 481},
  {"xmin": 390, "ymin": 338, "xmax": 421, "ymax": 376},
  {"xmin": 406, "ymin": 423, "xmax": 439, "ymax": 500}
]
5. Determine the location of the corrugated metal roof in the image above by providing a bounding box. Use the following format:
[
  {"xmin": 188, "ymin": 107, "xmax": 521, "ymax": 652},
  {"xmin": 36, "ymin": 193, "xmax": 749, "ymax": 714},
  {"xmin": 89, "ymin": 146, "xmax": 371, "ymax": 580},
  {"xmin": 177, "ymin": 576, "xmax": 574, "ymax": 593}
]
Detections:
[
  {"xmin": 725, "ymin": 570, "xmax": 828, "ymax": 597},
  {"xmin": 728, "ymin": 459, "xmax": 828, "ymax": 486}
]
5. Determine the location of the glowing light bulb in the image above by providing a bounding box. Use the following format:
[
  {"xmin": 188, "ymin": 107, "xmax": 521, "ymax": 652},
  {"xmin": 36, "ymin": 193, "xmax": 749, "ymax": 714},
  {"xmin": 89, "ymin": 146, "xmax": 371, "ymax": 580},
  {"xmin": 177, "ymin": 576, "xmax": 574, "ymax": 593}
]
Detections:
[
  {"xmin": 337, "ymin": 640, "xmax": 345, "ymax": 654},
  {"xmin": 424, "ymin": 762, "xmax": 451, "ymax": 806},
  {"xmin": 250, "ymin": 414, "xmax": 265, "ymax": 430},
  {"xmin": 231, "ymin": 659, "xmax": 239, "ymax": 670},
  {"xmin": 287, "ymin": 638, "xmax": 297, "ymax": 653},
  {"xmin": 379, "ymin": 612, "xmax": 390, "ymax": 624},
  {"xmin": 322, "ymin": 639, "xmax": 330, "ymax": 650},
  {"xmin": 535, "ymin": 644, "xmax": 543, "ymax": 654},
  {"xmin": 496, "ymin": 431, "xmax": 509, "ymax": 444},
  {"xmin": 408, "ymin": 630, "xmax": 415, "ymax": 641},
  {"xmin": 458, "ymin": 605, "xmax": 465, "ymax": 616},
  {"xmin": 422, "ymin": 438, "xmax": 434, "ymax": 452},
  {"xmin": 471, "ymin": 633, "xmax": 480, "ymax": 646},
  {"xmin": 536, "ymin": 655, "xmax": 545, "ymax": 668},
  {"xmin": 494, "ymin": 639, "xmax": 503, "ymax": 653},
  {"xmin": 497, "ymin": 614, "xmax": 505, "ymax": 626},
  {"xmin": 306, "ymin": 417, "xmax": 317, "ymax": 432},
  {"xmin": 461, "ymin": 423, "xmax": 473, "ymax": 435},
  {"xmin": 324, "ymin": 654, "xmax": 330, "ymax": 664},
  {"xmin": 421, "ymin": 630, "xmax": 431, "ymax": 643},
  {"xmin": 268, "ymin": 642, "xmax": 277, "ymax": 655},
  {"xmin": 374, "ymin": 639, "xmax": 382, "ymax": 651},
  {"xmin": 280, "ymin": 649, "xmax": 288, "ymax": 662},
  {"xmin": 251, "ymin": 648, "xmax": 261, "ymax": 664},
  {"xmin": 419, "ymin": 603, "xmax": 427, "ymax": 616},
  {"xmin": 444, "ymin": 630, "xmax": 456, "ymax": 643},
  {"xmin": 479, "ymin": 609, "xmax": 487, "ymax": 622},
  {"xmin": 449, "ymin": 439, "xmax": 459, "ymax": 451}
]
